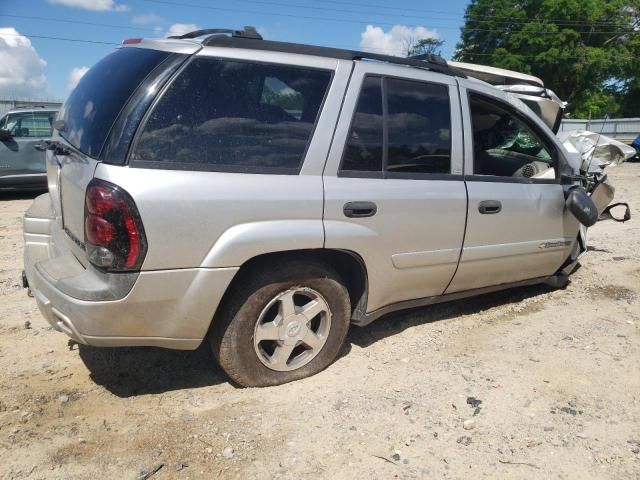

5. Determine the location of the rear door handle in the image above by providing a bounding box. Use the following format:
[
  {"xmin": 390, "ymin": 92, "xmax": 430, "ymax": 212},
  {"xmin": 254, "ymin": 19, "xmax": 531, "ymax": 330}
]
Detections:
[
  {"xmin": 343, "ymin": 201, "xmax": 377, "ymax": 218},
  {"xmin": 478, "ymin": 200, "xmax": 502, "ymax": 214}
]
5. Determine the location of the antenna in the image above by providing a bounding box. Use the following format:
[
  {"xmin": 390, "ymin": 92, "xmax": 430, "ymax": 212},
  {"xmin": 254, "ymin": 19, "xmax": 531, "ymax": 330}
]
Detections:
[{"xmin": 584, "ymin": 114, "xmax": 609, "ymax": 175}]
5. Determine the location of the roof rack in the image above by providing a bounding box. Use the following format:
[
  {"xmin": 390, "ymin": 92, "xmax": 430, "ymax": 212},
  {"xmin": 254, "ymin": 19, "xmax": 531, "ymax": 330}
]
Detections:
[
  {"xmin": 168, "ymin": 26, "xmax": 262, "ymax": 40},
  {"xmin": 172, "ymin": 27, "xmax": 466, "ymax": 78},
  {"xmin": 408, "ymin": 53, "xmax": 448, "ymax": 66}
]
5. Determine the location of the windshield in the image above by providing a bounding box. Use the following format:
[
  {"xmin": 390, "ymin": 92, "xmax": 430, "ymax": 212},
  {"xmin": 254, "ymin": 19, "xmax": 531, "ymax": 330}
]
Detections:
[{"xmin": 58, "ymin": 47, "xmax": 170, "ymax": 158}]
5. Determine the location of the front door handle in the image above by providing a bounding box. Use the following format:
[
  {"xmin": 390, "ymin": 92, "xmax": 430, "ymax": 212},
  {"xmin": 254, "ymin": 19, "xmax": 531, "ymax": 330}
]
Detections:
[
  {"xmin": 478, "ymin": 200, "xmax": 502, "ymax": 214},
  {"xmin": 34, "ymin": 143, "xmax": 47, "ymax": 151},
  {"xmin": 343, "ymin": 201, "xmax": 377, "ymax": 218}
]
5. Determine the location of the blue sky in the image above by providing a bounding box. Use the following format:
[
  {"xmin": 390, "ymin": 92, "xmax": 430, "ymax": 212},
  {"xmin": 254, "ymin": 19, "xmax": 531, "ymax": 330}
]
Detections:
[{"xmin": 0, "ymin": 0, "xmax": 470, "ymax": 99}]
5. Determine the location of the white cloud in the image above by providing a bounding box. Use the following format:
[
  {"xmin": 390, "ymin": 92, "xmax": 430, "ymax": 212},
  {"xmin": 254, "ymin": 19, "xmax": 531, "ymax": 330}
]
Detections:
[
  {"xmin": 67, "ymin": 66, "xmax": 89, "ymax": 92},
  {"xmin": 132, "ymin": 13, "xmax": 164, "ymax": 25},
  {"xmin": 359, "ymin": 24, "xmax": 440, "ymax": 56},
  {"xmin": 47, "ymin": 0, "xmax": 128, "ymax": 12},
  {"xmin": 165, "ymin": 23, "xmax": 201, "ymax": 38},
  {"xmin": 0, "ymin": 28, "xmax": 48, "ymax": 98}
]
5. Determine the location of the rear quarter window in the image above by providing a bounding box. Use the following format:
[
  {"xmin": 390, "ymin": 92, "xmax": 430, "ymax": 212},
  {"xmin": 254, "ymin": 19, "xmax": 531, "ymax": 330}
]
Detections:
[{"xmin": 132, "ymin": 57, "xmax": 332, "ymax": 173}]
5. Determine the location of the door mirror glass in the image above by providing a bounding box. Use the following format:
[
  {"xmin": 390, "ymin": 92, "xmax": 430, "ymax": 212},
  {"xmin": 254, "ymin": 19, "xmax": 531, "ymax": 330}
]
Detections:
[
  {"xmin": 566, "ymin": 187, "xmax": 598, "ymax": 227},
  {"xmin": 0, "ymin": 128, "xmax": 11, "ymax": 141}
]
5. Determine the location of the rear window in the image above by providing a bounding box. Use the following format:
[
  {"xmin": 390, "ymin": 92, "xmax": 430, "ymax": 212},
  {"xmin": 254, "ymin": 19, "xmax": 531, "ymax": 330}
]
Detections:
[
  {"xmin": 59, "ymin": 47, "xmax": 171, "ymax": 158},
  {"xmin": 132, "ymin": 57, "xmax": 332, "ymax": 173}
]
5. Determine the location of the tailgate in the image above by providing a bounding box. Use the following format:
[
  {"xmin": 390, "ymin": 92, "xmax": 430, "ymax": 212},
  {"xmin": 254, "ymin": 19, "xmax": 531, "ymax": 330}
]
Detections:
[
  {"xmin": 60, "ymin": 149, "xmax": 99, "ymax": 256},
  {"xmin": 54, "ymin": 145, "xmax": 99, "ymax": 265}
]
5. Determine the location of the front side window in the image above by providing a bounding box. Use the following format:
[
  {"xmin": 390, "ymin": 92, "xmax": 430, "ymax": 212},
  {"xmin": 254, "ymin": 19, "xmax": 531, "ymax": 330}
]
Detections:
[
  {"xmin": 133, "ymin": 57, "xmax": 332, "ymax": 173},
  {"xmin": 340, "ymin": 76, "xmax": 452, "ymax": 175},
  {"xmin": 5, "ymin": 112, "xmax": 55, "ymax": 138},
  {"xmin": 469, "ymin": 93, "xmax": 554, "ymax": 178}
]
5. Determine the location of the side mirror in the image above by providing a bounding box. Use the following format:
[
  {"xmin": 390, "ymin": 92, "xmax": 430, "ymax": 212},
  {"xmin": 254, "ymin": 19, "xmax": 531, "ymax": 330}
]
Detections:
[
  {"xmin": 0, "ymin": 128, "xmax": 11, "ymax": 141},
  {"xmin": 600, "ymin": 202, "xmax": 631, "ymax": 223},
  {"xmin": 565, "ymin": 187, "xmax": 598, "ymax": 227}
]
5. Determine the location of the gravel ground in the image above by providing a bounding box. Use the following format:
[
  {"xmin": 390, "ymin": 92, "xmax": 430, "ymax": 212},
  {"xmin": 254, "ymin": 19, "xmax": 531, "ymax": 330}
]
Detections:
[{"xmin": 1, "ymin": 163, "xmax": 639, "ymax": 480}]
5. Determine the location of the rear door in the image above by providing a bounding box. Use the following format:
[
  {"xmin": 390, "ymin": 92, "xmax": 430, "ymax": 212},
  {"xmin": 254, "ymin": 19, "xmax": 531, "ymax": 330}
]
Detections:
[
  {"xmin": 445, "ymin": 85, "xmax": 578, "ymax": 293},
  {"xmin": 323, "ymin": 62, "xmax": 467, "ymax": 314}
]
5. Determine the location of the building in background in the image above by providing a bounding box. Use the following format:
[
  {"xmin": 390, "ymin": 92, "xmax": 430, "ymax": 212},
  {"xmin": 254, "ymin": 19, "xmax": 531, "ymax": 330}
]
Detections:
[
  {"xmin": 0, "ymin": 97, "xmax": 63, "ymax": 117},
  {"xmin": 560, "ymin": 118, "xmax": 640, "ymax": 145}
]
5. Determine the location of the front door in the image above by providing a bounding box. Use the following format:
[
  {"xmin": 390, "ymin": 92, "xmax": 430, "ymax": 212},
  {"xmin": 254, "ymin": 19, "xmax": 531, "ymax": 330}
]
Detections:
[
  {"xmin": 446, "ymin": 86, "xmax": 579, "ymax": 293},
  {"xmin": 323, "ymin": 62, "xmax": 468, "ymax": 314},
  {"xmin": 0, "ymin": 110, "xmax": 54, "ymax": 184}
]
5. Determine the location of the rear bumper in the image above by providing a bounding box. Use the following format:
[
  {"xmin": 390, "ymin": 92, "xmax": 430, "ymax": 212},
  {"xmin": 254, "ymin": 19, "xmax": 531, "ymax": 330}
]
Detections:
[{"xmin": 23, "ymin": 193, "xmax": 238, "ymax": 349}]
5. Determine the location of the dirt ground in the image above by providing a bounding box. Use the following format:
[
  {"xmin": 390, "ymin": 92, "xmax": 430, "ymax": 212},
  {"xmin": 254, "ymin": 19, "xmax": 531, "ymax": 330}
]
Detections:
[{"xmin": 1, "ymin": 164, "xmax": 639, "ymax": 480}]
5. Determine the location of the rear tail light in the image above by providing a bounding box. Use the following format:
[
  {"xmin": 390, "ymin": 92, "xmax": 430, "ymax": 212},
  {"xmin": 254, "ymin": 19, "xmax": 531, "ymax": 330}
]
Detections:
[{"xmin": 84, "ymin": 179, "xmax": 147, "ymax": 271}]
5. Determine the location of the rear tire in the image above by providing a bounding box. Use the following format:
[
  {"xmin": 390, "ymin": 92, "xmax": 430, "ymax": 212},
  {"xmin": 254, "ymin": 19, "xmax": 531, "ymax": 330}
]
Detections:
[{"xmin": 210, "ymin": 259, "xmax": 351, "ymax": 387}]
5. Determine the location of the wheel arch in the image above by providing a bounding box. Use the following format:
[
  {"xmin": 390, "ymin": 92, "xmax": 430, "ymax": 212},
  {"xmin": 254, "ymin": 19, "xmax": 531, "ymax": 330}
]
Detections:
[{"xmin": 210, "ymin": 248, "xmax": 369, "ymax": 328}]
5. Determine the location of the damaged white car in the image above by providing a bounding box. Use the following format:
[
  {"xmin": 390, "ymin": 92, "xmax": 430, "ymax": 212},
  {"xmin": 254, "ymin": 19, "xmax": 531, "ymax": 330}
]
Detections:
[{"xmin": 450, "ymin": 61, "xmax": 567, "ymax": 133}]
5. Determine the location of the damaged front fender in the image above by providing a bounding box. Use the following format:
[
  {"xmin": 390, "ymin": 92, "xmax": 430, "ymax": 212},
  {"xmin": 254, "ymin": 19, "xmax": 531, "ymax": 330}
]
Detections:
[{"xmin": 558, "ymin": 130, "xmax": 637, "ymax": 175}]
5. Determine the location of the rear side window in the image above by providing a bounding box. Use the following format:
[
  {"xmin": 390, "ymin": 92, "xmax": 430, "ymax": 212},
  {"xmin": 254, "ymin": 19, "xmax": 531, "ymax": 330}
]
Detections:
[
  {"xmin": 133, "ymin": 57, "xmax": 332, "ymax": 173},
  {"xmin": 59, "ymin": 47, "xmax": 171, "ymax": 158},
  {"xmin": 386, "ymin": 78, "xmax": 451, "ymax": 174},
  {"xmin": 340, "ymin": 76, "xmax": 452, "ymax": 176}
]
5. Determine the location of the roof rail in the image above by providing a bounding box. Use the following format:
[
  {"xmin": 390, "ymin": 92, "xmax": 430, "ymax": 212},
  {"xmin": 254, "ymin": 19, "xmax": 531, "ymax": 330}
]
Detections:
[
  {"xmin": 168, "ymin": 26, "xmax": 262, "ymax": 40},
  {"xmin": 170, "ymin": 26, "xmax": 465, "ymax": 78},
  {"xmin": 12, "ymin": 105, "xmax": 56, "ymax": 109},
  {"xmin": 201, "ymin": 35, "xmax": 466, "ymax": 78}
]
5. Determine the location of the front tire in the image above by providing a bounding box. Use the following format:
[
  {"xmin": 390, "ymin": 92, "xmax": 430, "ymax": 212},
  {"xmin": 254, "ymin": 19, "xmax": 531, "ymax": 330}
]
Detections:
[{"xmin": 210, "ymin": 260, "xmax": 351, "ymax": 387}]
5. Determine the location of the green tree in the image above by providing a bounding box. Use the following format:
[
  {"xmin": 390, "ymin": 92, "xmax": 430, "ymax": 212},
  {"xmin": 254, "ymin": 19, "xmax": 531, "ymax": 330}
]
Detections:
[
  {"xmin": 454, "ymin": 0, "xmax": 640, "ymax": 118},
  {"xmin": 407, "ymin": 38, "xmax": 445, "ymax": 57}
]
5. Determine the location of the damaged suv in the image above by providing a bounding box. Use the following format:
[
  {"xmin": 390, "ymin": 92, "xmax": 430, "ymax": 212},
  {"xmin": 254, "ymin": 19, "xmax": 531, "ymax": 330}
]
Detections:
[{"xmin": 23, "ymin": 27, "xmax": 609, "ymax": 387}]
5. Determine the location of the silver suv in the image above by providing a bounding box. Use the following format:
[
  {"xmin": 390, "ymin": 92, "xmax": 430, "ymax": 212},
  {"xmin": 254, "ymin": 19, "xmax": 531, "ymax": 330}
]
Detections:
[{"xmin": 23, "ymin": 27, "xmax": 601, "ymax": 387}]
